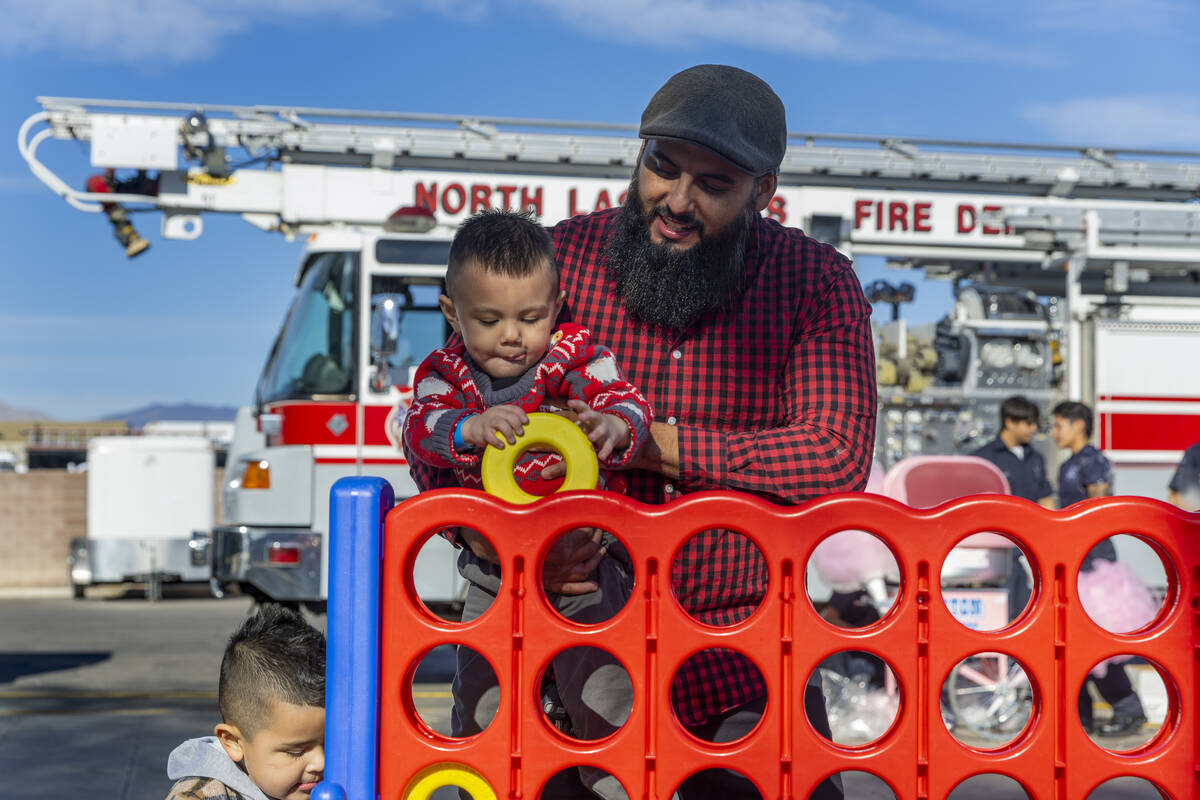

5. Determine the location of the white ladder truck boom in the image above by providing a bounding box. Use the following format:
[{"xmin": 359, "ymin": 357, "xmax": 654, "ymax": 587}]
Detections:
[
  {"xmin": 20, "ymin": 97, "xmax": 1200, "ymax": 605},
  {"xmin": 21, "ymin": 96, "xmax": 1200, "ymax": 246}
]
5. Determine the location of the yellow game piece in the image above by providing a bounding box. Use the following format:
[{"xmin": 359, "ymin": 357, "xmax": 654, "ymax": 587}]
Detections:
[
  {"xmin": 402, "ymin": 762, "xmax": 496, "ymax": 800},
  {"xmin": 480, "ymin": 412, "xmax": 599, "ymax": 504}
]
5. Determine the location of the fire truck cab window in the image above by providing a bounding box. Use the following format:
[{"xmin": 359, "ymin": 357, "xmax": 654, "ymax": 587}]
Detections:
[
  {"xmin": 259, "ymin": 251, "xmax": 358, "ymax": 403},
  {"xmin": 374, "ymin": 239, "xmax": 451, "ymax": 265}
]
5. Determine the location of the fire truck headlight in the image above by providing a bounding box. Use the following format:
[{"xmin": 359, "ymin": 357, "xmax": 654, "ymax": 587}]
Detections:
[
  {"xmin": 980, "ymin": 339, "xmax": 1016, "ymax": 369},
  {"xmin": 241, "ymin": 459, "xmax": 271, "ymax": 490}
]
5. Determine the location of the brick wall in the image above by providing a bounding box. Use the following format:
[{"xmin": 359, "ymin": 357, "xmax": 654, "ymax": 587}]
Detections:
[
  {"xmin": 0, "ymin": 471, "xmax": 85, "ymax": 587},
  {"xmin": 0, "ymin": 468, "xmax": 224, "ymax": 589}
]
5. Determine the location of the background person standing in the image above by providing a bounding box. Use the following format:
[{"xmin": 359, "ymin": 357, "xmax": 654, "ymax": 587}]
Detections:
[
  {"xmin": 970, "ymin": 395, "xmax": 1053, "ymax": 617},
  {"xmin": 1051, "ymin": 400, "xmax": 1148, "ymax": 736},
  {"xmin": 1167, "ymin": 441, "xmax": 1200, "ymax": 511},
  {"xmin": 971, "ymin": 395, "xmax": 1054, "ymax": 507}
]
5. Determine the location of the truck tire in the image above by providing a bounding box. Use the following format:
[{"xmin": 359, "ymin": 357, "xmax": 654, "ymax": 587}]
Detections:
[{"xmin": 71, "ymin": 580, "xmax": 85, "ymax": 600}]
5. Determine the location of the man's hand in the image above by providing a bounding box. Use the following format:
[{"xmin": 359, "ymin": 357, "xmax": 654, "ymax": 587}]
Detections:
[
  {"xmin": 567, "ymin": 399, "xmax": 631, "ymax": 462},
  {"xmin": 540, "ymin": 417, "xmax": 680, "ymax": 481},
  {"xmin": 542, "ymin": 527, "xmax": 606, "ymax": 595},
  {"xmin": 461, "ymin": 406, "xmax": 529, "ymax": 450}
]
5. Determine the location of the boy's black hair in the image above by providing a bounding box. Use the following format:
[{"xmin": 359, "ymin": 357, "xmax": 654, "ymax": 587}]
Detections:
[
  {"xmin": 1052, "ymin": 400, "xmax": 1093, "ymax": 438},
  {"xmin": 445, "ymin": 209, "xmax": 557, "ymax": 299},
  {"xmin": 218, "ymin": 605, "xmax": 325, "ymax": 738},
  {"xmin": 1000, "ymin": 395, "xmax": 1040, "ymax": 426}
]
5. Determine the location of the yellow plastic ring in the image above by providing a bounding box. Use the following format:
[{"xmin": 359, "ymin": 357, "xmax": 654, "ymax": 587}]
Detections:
[
  {"xmin": 402, "ymin": 762, "xmax": 496, "ymax": 800},
  {"xmin": 480, "ymin": 412, "xmax": 599, "ymax": 504}
]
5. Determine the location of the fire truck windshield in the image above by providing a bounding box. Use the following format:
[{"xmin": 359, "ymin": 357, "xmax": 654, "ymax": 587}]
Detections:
[{"xmin": 258, "ymin": 251, "xmax": 358, "ymax": 404}]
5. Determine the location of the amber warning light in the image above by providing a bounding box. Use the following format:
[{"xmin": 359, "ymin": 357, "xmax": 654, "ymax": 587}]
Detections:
[{"xmin": 241, "ymin": 460, "xmax": 271, "ymax": 489}]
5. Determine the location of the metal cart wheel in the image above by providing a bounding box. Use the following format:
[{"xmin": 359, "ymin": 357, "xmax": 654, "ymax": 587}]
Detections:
[{"xmin": 948, "ymin": 652, "xmax": 1033, "ymax": 740}]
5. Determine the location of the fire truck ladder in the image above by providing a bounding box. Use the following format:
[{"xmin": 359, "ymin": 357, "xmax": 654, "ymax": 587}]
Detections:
[{"xmin": 20, "ymin": 96, "xmax": 1200, "ymax": 233}]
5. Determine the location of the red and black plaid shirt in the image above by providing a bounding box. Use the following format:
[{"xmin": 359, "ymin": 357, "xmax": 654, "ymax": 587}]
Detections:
[{"xmin": 553, "ymin": 208, "xmax": 877, "ymax": 726}]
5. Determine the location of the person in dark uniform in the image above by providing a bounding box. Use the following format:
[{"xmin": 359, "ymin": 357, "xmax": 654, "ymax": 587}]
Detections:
[
  {"xmin": 1167, "ymin": 441, "xmax": 1200, "ymax": 511},
  {"xmin": 1051, "ymin": 400, "xmax": 1148, "ymax": 737},
  {"xmin": 970, "ymin": 396, "xmax": 1053, "ymax": 621},
  {"xmin": 972, "ymin": 395, "xmax": 1054, "ymax": 506}
]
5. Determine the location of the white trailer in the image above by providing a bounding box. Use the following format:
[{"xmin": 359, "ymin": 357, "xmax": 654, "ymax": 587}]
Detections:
[{"xmin": 69, "ymin": 435, "xmax": 214, "ymax": 599}]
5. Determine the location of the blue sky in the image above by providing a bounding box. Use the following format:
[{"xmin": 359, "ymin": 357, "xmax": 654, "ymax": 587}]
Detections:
[{"xmin": 2, "ymin": 0, "xmax": 1199, "ymax": 419}]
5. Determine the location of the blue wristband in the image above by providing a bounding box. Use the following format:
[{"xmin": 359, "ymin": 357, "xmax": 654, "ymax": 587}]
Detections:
[{"xmin": 452, "ymin": 416, "xmax": 471, "ymax": 452}]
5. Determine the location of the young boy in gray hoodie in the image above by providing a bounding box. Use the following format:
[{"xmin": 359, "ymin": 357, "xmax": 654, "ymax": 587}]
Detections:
[{"xmin": 165, "ymin": 605, "xmax": 325, "ymax": 800}]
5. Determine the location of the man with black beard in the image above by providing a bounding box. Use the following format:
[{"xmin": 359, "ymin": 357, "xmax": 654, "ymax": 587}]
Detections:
[
  {"xmin": 604, "ymin": 169, "xmax": 755, "ymax": 331},
  {"xmin": 411, "ymin": 65, "xmax": 875, "ymax": 800},
  {"xmin": 554, "ymin": 64, "xmax": 875, "ymax": 800}
]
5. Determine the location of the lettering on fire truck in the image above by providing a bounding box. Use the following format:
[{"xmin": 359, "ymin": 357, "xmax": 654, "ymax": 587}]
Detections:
[
  {"xmin": 412, "ymin": 180, "xmax": 792, "ymax": 222},
  {"xmin": 853, "ymin": 198, "xmax": 1013, "ymax": 235}
]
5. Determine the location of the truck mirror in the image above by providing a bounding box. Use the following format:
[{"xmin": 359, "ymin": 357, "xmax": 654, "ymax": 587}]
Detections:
[{"xmin": 371, "ymin": 295, "xmax": 403, "ymax": 359}]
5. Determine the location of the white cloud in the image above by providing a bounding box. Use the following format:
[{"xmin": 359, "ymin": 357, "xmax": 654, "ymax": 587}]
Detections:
[
  {"xmin": 522, "ymin": 0, "xmax": 1041, "ymax": 63},
  {"xmin": 1024, "ymin": 94, "xmax": 1200, "ymax": 149},
  {"xmin": 0, "ymin": 0, "xmax": 1042, "ymax": 65},
  {"xmin": 0, "ymin": 0, "xmax": 394, "ymax": 63},
  {"xmin": 1020, "ymin": 0, "xmax": 1190, "ymax": 32}
]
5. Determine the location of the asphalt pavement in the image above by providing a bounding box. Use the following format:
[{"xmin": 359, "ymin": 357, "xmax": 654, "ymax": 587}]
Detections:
[
  {"xmin": 0, "ymin": 588, "xmax": 1164, "ymax": 800},
  {"xmin": 0, "ymin": 586, "xmax": 458, "ymax": 800},
  {"xmin": 0, "ymin": 587, "xmax": 260, "ymax": 799}
]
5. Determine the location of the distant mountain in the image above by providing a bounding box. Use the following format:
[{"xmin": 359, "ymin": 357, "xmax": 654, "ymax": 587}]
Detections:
[
  {"xmin": 0, "ymin": 401, "xmax": 52, "ymax": 421},
  {"xmin": 102, "ymin": 403, "xmax": 240, "ymax": 429}
]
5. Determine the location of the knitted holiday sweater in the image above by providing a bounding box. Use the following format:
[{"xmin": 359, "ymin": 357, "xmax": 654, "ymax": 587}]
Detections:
[{"xmin": 402, "ymin": 323, "xmax": 652, "ymax": 493}]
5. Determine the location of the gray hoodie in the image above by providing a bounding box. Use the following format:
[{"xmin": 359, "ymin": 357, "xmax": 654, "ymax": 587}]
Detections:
[{"xmin": 166, "ymin": 736, "xmax": 273, "ymax": 800}]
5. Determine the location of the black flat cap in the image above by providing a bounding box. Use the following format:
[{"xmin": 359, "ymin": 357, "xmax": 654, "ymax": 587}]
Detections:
[{"xmin": 639, "ymin": 64, "xmax": 787, "ymax": 175}]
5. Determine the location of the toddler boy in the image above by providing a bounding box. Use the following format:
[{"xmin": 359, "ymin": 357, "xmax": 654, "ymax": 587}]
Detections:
[{"xmin": 165, "ymin": 605, "xmax": 325, "ymax": 800}]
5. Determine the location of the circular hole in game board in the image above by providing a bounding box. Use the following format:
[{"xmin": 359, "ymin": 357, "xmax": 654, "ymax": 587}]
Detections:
[
  {"xmin": 941, "ymin": 652, "xmax": 1036, "ymax": 748},
  {"xmin": 1076, "ymin": 533, "xmax": 1169, "ymax": 635},
  {"xmin": 672, "ymin": 768, "xmax": 850, "ymax": 799},
  {"xmin": 409, "ymin": 643, "xmax": 498, "ymax": 738},
  {"xmin": 537, "ymin": 646, "xmax": 633, "ymax": 740},
  {"xmin": 941, "ymin": 532, "xmax": 1034, "ymax": 631},
  {"xmin": 946, "ymin": 774, "xmax": 1029, "ymax": 799},
  {"xmin": 670, "ymin": 528, "xmax": 767, "ymax": 626},
  {"xmin": 673, "ymin": 768, "xmax": 763, "ymax": 800},
  {"xmin": 670, "ymin": 648, "xmax": 765, "ymax": 744},
  {"xmin": 1079, "ymin": 655, "xmax": 1168, "ymax": 752},
  {"xmin": 411, "ymin": 528, "xmax": 485, "ymax": 622},
  {"xmin": 1085, "ymin": 776, "xmax": 1166, "ymax": 799},
  {"xmin": 812, "ymin": 651, "xmax": 901, "ymax": 746},
  {"xmin": 806, "ymin": 529, "xmax": 899, "ymax": 628},
  {"xmin": 541, "ymin": 527, "xmax": 632, "ymax": 624},
  {"xmin": 539, "ymin": 766, "xmax": 627, "ymax": 800},
  {"xmin": 827, "ymin": 772, "xmax": 895, "ymax": 799}
]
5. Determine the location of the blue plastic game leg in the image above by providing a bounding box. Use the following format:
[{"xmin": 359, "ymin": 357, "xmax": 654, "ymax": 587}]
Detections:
[{"xmin": 317, "ymin": 476, "xmax": 394, "ymax": 800}]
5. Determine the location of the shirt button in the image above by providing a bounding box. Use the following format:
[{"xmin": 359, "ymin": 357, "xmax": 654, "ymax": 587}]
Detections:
[
  {"xmin": 667, "ymin": 416, "xmax": 677, "ymax": 425},
  {"xmin": 664, "ymin": 483, "xmax": 675, "ymax": 495},
  {"xmin": 672, "ymin": 349, "xmax": 682, "ymax": 360}
]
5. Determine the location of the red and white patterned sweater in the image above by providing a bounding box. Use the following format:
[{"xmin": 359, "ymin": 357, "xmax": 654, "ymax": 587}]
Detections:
[{"xmin": 401, "ymin": 323, "xmax": 652, "ymax": 494}]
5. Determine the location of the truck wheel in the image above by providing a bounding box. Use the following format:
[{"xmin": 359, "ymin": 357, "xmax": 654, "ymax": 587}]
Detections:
[{"xmin": 71, "ymin": 581, "xmax": 85, "ymax": 600}]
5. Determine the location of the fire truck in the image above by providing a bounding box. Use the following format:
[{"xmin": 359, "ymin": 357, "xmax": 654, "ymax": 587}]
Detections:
[{"xmin": 20, "ymin": 97, "xmax": 1200, "ymax": 606}]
